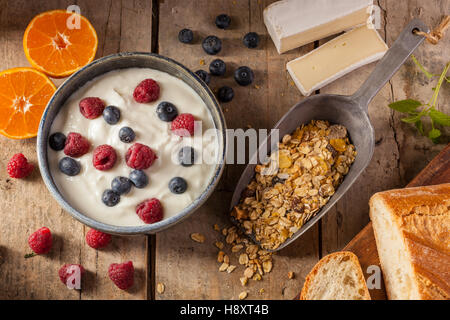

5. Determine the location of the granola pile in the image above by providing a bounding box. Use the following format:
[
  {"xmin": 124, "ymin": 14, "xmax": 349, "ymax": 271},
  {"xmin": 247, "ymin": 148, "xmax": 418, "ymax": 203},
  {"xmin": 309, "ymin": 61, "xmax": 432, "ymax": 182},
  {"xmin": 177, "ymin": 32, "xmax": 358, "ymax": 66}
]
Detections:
[
  {"xmin": 232, "ymin": 120, "xmax": 357, "ymax": 250},
  {"xmin": 212, "ymin": 224, "xmax": 273, "ymax": 284},
  {"xmin": 188, "ymin": 223, "xmax": 297, "ymax": 299}
]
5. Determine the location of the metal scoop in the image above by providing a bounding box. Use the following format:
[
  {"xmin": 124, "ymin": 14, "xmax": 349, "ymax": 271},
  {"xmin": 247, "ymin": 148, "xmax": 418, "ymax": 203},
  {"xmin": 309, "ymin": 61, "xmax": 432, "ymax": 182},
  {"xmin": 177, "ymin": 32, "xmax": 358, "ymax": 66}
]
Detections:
[{"xmin": 229, "ymin": 19, "xmax": 429, "ymax": 251}]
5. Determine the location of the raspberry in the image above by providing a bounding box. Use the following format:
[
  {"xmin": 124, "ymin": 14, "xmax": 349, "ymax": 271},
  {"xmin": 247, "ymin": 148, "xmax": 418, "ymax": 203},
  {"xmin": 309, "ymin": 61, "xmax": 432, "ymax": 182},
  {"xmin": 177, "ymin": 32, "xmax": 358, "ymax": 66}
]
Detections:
[
  {"xmin": 133, "ymin": 79, "xmax": 160, "ymax": 103},
  {"xmin": 125, "ymin": 143, "xmax": 157, "ymax": 170},
  {"xmin": 92, "ymin": 145, "xmax": 117, "ymax": 171},
  {"xmin": 108, "ymin": 261, "xmax": 134, "ymax": 290},
  {"xmin": 59, "ymin": 264, "xmax": 85, "ymax": 288},
  {"xmin": 171, "ymin": 113, "xmax": 195, "ymax": 137},
  {"xmin": 85, "ymin": 229, "xmax": 112, "ymax": 249},
  {"xmin": 79, "ymin": 97, "xmax": 105, "ymax": 119},
  {"xmin": 64, "ymin": 132, "xmax": 90, "ymax": 157},
  {"xmin": 28, "ymin": 227, "xmax": 52, "ymax": 255},
  {"xmin": 7, "ymin": 153, "xmax": 34, "ymax": 178},
  {"xmin": 136, "ymin": 198, "xmax": 163, "ymax": 224}
]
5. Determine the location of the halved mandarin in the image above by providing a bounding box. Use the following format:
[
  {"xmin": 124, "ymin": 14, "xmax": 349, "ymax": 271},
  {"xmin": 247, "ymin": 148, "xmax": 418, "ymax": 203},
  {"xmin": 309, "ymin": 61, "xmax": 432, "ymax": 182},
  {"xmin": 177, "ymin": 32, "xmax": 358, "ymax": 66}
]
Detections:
[
  {"xmin": 0, "ymin": 67, "xmax": 56, "ymax": 139},
  {"xmin": 23, "ymin": 10, "xmax": 98, "ymax": 78}
]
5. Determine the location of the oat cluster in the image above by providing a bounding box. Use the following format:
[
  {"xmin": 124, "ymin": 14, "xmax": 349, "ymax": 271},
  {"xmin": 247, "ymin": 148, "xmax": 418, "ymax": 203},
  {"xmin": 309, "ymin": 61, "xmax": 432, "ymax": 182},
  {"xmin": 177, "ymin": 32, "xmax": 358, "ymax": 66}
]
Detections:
[
  {"xmin": 213, "ymin": 224, "xmax": 274, "ymax": 287},
  {"xmin": 188, "ymin": 224, "xmax": 297, "ymax": 299},
  {"xmin": 232, "ymin": 120, "xmax": 356, "ymax": 250}
]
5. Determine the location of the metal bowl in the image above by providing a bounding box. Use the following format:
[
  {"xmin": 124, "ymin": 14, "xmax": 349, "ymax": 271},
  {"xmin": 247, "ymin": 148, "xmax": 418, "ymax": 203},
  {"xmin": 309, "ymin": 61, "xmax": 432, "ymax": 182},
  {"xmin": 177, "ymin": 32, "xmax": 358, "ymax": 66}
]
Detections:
[{"xmin": 37, "ymin": 52, "xmax": 227, "ymax": 235}]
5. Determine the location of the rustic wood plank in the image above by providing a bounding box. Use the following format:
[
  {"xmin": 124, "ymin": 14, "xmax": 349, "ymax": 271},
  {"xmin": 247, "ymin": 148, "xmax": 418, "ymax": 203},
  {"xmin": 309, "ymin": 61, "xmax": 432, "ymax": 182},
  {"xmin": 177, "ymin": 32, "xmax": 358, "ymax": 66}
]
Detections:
[
  {"xmin": 155, "ymin": 0, "xmax": 320, "ymax": 300},
  {"xmin": 319, "ymin": 0, "xmax": 450, "ymax": 258},
  {"xmin": 339, "ymin": 0, "xmax": 450, "ymax": 300},
  {"xmin": 318, "ymin": 0, "xmax": 399, "ymax": 257},
  {"xmin": 77, "ymin": 0, "xmax": 152, "ymax": 301},
  {"xmin": 0, "ymin": 0, "xmax": 152, "ymax": 299}
]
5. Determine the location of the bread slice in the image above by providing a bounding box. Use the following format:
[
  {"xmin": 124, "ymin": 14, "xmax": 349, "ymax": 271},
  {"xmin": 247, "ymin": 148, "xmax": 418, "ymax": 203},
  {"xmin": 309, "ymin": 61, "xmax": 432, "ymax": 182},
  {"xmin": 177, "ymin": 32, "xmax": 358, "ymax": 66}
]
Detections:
[
  {"xmin": 369, "ymin": 183, "xmax": 450, "ymax": 300},
  {"xmin": 300, "ymin": 251, "xmax": 371, "ymax": 300}
]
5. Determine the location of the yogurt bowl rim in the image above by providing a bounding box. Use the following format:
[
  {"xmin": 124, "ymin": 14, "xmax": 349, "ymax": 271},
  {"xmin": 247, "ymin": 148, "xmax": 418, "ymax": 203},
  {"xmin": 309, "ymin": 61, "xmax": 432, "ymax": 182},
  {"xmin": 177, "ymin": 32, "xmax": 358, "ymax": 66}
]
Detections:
[{"xmin": 37, "ymin": 52, "xmax": 227, "ymax": 235}]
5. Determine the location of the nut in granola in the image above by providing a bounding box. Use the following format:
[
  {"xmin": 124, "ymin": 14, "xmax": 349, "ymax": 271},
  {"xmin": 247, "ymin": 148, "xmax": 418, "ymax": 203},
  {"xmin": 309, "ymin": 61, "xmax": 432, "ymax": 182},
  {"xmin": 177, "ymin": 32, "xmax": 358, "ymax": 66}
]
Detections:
[
  {"xmin": 239, "ymin": 291, "xmax": 248, "ymax": 300},
  {"xmin": 219, "ymin": 263, "xmax": 229, "ymax": 272},
  {"xmin": 190, "ymin": 233, "xmax": 205, "ymax": 243},
  {"xmin": 157, "ymin": 282, "xmax": 165, "ymax": 294}
]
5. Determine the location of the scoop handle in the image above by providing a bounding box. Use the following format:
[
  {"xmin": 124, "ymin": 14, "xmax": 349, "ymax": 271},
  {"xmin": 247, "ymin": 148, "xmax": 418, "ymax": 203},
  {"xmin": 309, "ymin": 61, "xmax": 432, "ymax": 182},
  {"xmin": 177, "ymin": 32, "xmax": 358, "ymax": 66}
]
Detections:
[{"xmin": 352, "ymin": 19, "xmax": 429, "ymax": 109}]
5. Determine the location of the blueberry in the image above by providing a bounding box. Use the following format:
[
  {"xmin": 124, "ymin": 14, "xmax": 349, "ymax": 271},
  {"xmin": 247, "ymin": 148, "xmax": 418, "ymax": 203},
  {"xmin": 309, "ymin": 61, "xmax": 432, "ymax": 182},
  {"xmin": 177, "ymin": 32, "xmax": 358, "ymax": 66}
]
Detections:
[
  {"xmin": 49, "ymin": 132, "xmax": 66, "ymax": 151},
  {"xmin": 156, "ymin": 101, "xmax": 178, "ymax": 122},
  {"xmin": 209, "ymin": 59, "xmax": 226, "ymax": 76},
  {"xmin": 119, "ymin": 126, "xmax": 135, "ymax": 143},
  {"xmin": 178, "ymin": 146, "xmax": 196, "ymax": 167},
  {"xmin": 215, "ymin": 14, "xmax": 231, "ymax": 29},
  {"xmin": 195, "ymin": 70, "xmax": 211, "ymax": 85},
  {"xmin": 58, "ymin": 157, "xmax": 81, "ymax": 176},
  {"xmin": 111, "ymin": 176, "xmax": 132, "ymax": 195},
  {"xmin": 234, "ymin": 66, "xmax": 254, "ymax": 86},
  {"xmin": 217, "ymin": 86, "xmax": 234, "ymax": 103},
  {"xmin": 129, "ymin": 170, "xmax": 149, "ymax": 188},
  {"xmin": 102, "ymin": 189, "xmax": 120, "ymax": 207},
  {"xmin": 169, "ymin": 177, "xmax": 188, "ymax": 194},
  {"xmin": 243, "ymin": 32, "xmax": 260, "ymax": 49},
  {"xmin": 202, "ymin": 35, "xmax": 222, "ymax": 55},
  {"xmin": 103, "ymin": 105, "xmax": 121, "ymax": 125},
  {"xmin": 178, "ymin": 28, "xmax": 194, "ymax": 44}
]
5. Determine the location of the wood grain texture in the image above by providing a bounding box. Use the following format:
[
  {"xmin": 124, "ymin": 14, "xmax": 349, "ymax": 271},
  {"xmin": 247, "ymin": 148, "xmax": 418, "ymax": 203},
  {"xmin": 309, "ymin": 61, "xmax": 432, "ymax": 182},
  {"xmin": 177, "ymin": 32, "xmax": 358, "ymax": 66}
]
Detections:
[
  {"xmin": 320, "ymin": 0, "xmax": 450, "ymax": 257},
  {"xmin": 0, "ymin": 0, "xmax": 448, "ymax": 300},
  {"xmin": 320, "ymin": 0, "xmax": 449, "ymax": 300},
  {"xmin": 0, "ymin": 0, "xmax": 152, "ymax": 299},
  {"xmin": 344, "ymin": 143, "xmax": 450, "ymax": 300},
  {"xmin": 155, "ymin": 0, "xmax": 320, "ymax": 300}
]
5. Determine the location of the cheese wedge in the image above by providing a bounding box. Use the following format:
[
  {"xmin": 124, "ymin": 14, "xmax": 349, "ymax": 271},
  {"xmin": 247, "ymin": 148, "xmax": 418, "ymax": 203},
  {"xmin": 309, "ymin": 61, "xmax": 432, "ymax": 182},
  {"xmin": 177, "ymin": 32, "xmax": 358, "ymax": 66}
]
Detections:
[
  {"xmin": 264, "ymin": 0, "xmax": 373, "ymax": 54},
  {"xmin": 287, "ymin": 25, "xmax": 388, "ymax": 96}
]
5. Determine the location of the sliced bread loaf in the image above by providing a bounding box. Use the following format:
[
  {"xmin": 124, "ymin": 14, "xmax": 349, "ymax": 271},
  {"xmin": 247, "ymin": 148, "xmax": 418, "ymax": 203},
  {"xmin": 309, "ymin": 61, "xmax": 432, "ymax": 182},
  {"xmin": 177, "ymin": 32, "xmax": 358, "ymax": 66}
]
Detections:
[
  {"xmin": 300, "ymin": 251, "xmax": 371, "ymax": 300},
  {"xmin": 369, "ymin": 183, "xmax": 450, "ymax": 300}
]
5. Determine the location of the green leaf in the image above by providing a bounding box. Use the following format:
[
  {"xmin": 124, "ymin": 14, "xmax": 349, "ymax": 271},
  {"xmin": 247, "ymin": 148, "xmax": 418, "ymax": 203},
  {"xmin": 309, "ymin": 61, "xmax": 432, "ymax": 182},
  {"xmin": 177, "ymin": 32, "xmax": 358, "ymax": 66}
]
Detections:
[
  {"xmin": 401, "ymin": 114, "xmax": 422, "ymax": 123},
  {"xmin": 411, "ymin": 55, "xmax": 435, "ymax": 79},
  {"xmin": 415, "ymin": 120, "xmax": 424, "ymax": 135},
  {"xmin": 388, "ymin": 99, "xmax": 422, "ymax": 113},
  {"xmin": 428, "ymin": 128, "xmax": 441, "ymax": 140},
  {"xmin": 429, "ymin": 109, "xmax": 450, "ymax": 127}
]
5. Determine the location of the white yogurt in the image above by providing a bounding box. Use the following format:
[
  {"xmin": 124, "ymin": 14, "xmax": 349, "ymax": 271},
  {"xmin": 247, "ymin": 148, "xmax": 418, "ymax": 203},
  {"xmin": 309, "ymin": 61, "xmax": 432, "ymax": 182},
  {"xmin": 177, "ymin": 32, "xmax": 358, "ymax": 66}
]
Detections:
[{"xmin": 48, "ymin": 68, "xmax": 219, "ymax": 227}]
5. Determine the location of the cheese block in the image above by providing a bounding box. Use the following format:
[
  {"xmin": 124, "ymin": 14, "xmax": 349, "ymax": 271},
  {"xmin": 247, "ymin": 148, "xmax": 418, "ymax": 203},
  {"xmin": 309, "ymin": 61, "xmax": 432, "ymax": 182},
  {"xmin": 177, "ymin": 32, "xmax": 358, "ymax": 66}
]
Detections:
[
  {"xmin": 264, "ymin": 0, "xmax": 373, "ymax": 54},
  {"xmin": 286, "ymin": 25, "xmax": 388, "ymax": 96}
]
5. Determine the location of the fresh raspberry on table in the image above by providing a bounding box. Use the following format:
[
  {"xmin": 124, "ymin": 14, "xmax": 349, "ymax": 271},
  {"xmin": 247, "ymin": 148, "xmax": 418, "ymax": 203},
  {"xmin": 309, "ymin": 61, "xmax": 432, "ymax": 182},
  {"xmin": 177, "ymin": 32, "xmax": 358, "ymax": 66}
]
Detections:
[
  {"xmin": 108, "ymin": 261, "xmax": 134, "ymax": 290},
  {"xmin": 85, "ymin": 229, "xmax": 112, "ymax": 249},
  {"xmin": 27, "ymin": 227, "xmax": 52, "ymax": 256},
  {"xmin": 92, "ymin": 144, "xmax": 117, "ymax": 171},
  {"xmin": 79, "ymin": 97, "xmax": 105, "ymax": 119},
  {"xmin": 64, "ymin": 132, "xmax": 90, "ymax": 158},
  {"xmin": 171, "ymin": 113, "xmax": 195, "ymax": 137},
  {"xmin": 59, "ymin": 264, "xmax": 86, "ymax": 288},
  {"xmin": 136, "ymin": 198, "xmax": 163, "ymax": 224},
  {"xmin": 125, "ymin": 143, "xmax": 157, "ymax": 170},
  {"xmin": 133, "ymin": 79, "xmax": 160, "ymax": 103},
  {"xmin": 7, "ymin": 153, "xmax": 34, "ymax": 179}
]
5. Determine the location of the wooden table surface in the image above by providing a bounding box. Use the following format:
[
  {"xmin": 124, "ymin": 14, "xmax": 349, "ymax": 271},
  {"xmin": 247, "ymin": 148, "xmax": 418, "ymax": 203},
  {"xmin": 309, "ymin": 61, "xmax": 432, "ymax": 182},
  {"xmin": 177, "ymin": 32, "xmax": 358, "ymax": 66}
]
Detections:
[{"xmin": 0, "ymin": 0, "xmax": 448, "ymax": 300}]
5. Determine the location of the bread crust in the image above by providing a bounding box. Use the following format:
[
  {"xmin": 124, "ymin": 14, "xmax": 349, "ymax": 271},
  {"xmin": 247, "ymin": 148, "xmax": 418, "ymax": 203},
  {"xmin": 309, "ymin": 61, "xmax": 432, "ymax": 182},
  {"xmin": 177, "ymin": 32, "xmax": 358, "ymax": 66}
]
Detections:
[
  {"xmin": 369, "ymin": 183, "xmax": 450, "ymax": 300},
  {"xmin": 300, "ymin": 251, "xmax": 371, "ymax": 300}
]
